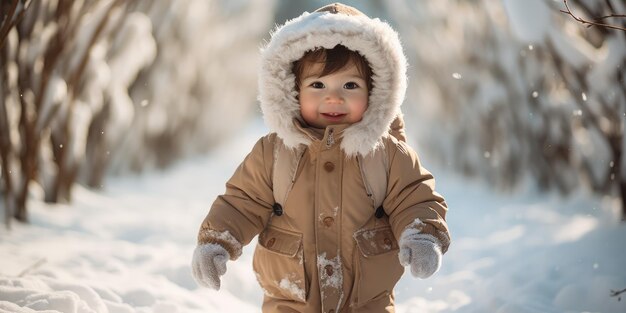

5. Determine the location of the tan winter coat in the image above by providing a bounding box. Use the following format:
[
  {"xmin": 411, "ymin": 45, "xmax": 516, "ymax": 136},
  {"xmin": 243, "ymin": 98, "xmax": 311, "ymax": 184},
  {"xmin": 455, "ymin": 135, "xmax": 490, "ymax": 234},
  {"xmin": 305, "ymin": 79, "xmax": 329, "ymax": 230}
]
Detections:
[{"xmin": 197, "ymin": 3, "xmax": 450, "ymax": 313}]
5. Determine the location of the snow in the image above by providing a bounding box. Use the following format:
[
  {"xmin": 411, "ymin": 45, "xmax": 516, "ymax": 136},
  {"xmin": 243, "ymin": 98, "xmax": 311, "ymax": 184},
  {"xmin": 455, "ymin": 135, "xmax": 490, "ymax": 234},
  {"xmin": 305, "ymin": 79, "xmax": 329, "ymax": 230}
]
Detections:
[
  {"xmin": 501, "ymin": 0, "xmax": 551, "ymax": 43},
  {"xmin": 402, "ymin": 218, "xmax": 425, "ymax": 237},
  {"xmin": 316, "ymin": 252, "xmax": 343, "ymax": 289},
  {"xmin": 547, "ymin": 25, "xmax": 597, "ymax": 69},
  {"xmin": 38, "ymin": 75, "xmax": 67, "ymax": 131},
  {"xmin": 197, "ymin": 229, "xmax": 242, "ymax": 259},
  {"xmin": 1, "ymin": 119, "xmax": 626, "ymax": 312},
  {"xmin": 278, "ymin": 276, "xmax": 305, "ymax": 302},
  {"xmin": 587, "ymin": 36, "xmax": 626, "ymax": 96}
]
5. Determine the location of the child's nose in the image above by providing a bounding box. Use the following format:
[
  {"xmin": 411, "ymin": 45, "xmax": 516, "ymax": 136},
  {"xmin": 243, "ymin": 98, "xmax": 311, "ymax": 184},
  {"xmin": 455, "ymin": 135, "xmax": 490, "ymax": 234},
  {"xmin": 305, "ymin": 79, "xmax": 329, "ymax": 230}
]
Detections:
[{"xmin": 325, "ymin": 89, "xmax": 344, "ymax": 103}]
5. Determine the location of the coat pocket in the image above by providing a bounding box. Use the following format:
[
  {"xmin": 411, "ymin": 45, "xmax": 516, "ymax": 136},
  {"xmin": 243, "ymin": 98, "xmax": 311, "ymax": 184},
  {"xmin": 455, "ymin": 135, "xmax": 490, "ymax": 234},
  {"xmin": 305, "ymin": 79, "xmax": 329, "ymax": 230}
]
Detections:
[
  {"xmin": 252, "ymin": 225, "xmax": 308, "ymax": 303},
  {"xmin": 352, "ymin": 226, "xmax": 405, "ymax": 307}
]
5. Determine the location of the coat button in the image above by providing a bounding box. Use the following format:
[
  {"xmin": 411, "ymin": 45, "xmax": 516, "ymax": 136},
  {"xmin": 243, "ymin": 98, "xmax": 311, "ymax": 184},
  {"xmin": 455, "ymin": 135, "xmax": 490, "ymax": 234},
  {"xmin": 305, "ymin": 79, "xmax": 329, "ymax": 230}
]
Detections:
[
  {"xmin": 273, "ymin": 203, "xmax": 283, "ymax": 216},
  {"xmin": 323, "ymin": 217, "xmax": 334, "ymax": 227},
  {"xmin": 324, "ymin": 162, "xmax": 335, "ymax": 172},
  {"xmin": 383, "ymin": 237, "xmax": 392, "ymax": 246},
  {"xmin": 267, "ymin": 238, "xmax": 276, "ymax": 248},
  {"xmin": 325, "ymin": 265, "xmax": 334, "ymax": 276},
  {"xmin": 375, "ymin": 206, "xmax": 385, "ymax": 218}
]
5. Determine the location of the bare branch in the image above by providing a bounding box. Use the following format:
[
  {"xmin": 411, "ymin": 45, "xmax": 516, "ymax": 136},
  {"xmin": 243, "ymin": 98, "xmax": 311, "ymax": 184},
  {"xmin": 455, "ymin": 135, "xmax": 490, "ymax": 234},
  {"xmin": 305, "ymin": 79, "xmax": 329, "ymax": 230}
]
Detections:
[
  {"xmin": 611, "ymin": 288, "xmax": 626, "ymax": 301},
  {"xmin": 17, "ymin": 258, "xmax": 46, "ymax": 277},
  {"xmin": 0, "ymin": 0, "xmax": 19, "ymax": 49},
  {"xmin": 560, "ymin": 0, "xmax": 626, "ymax": 31},
  {"xmin": 594, "ymin": 14, "xmax": 626, "ymax": 21}
]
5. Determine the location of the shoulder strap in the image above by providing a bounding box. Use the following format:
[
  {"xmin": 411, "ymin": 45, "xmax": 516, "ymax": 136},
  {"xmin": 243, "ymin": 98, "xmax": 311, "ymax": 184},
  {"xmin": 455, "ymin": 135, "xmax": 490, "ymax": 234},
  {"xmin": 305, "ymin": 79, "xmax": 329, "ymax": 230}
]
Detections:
[
  {"xmin": 272, "ymin": 136, "xmax": 390, "ymax": 210},
  {"xmin": 272, "ymin": 115, "xmax": 403, "ymax": 210},
  {"xmin": 273, "ymin": 139, "xmax": 305, "ymax": 207},
  {"xmin": 357, "ymin": 140, "xmax": 389, "ymax": 209}
]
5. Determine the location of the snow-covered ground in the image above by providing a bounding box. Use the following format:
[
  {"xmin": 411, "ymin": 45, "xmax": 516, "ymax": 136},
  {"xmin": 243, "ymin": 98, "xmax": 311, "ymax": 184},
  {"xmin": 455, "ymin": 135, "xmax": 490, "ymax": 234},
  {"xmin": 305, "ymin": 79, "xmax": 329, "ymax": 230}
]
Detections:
[{"xmin": 1, "ymin": 119, "xmax": 625, "ymax": 313}]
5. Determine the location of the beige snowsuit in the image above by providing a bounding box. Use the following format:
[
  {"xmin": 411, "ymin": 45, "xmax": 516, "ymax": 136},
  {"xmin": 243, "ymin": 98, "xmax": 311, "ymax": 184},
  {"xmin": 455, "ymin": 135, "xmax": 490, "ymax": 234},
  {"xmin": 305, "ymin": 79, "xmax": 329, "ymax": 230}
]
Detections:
[{"xmin": 197, "ymin": 3, "xmax": 450, "ymax": 313}]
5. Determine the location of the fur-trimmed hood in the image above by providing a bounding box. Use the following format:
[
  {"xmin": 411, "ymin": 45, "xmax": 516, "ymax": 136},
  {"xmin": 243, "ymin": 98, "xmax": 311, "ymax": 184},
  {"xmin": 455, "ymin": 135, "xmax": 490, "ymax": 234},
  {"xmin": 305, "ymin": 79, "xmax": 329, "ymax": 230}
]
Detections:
[{"xmin": 258, "ymin": 3, "xmax": 408, "ymax": 157}]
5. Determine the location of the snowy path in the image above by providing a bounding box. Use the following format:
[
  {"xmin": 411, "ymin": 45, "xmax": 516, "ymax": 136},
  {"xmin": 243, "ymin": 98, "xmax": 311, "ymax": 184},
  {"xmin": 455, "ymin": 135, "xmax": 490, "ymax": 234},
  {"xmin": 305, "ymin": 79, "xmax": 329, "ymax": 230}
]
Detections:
[{"xmin": 1, "ymin": 119, "xmax": 625, "ymax": 313}]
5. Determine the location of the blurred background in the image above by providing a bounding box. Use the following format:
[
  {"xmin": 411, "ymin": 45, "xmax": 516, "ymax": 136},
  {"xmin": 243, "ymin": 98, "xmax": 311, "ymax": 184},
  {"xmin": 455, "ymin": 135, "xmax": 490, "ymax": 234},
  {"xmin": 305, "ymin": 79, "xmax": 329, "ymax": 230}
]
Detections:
[{"xmin": 1, "ymin": 0, "xmax": 625, "ymax": 225}]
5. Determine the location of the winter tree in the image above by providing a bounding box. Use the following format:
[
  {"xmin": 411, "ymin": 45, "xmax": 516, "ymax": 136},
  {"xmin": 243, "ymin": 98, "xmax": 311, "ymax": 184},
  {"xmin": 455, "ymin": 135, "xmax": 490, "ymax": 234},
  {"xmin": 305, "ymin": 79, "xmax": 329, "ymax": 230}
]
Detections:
[
  {"xmin": 386, "ymin": 0, "xmax": 626, "ymax": 220},
  {"xmin": 0, "ymin": 0, "xmax": 273, "ymax": 227}
]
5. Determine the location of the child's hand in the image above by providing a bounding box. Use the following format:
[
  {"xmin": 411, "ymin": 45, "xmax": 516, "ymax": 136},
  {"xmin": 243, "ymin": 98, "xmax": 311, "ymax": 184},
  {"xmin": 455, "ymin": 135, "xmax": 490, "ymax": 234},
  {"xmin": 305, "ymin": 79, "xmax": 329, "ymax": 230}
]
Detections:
[
  {"xmin": 192, "ymin": 243, "xmax": 230, "ymax": 290},
  {"xmin": 398, "ymin": 232, "xmax": 442, "ymax": 279}
]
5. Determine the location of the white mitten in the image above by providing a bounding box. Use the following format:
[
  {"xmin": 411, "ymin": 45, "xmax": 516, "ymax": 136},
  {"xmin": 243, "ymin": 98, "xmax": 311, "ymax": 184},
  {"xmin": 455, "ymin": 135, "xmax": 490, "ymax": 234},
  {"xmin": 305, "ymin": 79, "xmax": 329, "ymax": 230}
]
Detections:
[
  {"xmin": 192, "ymin": 243, "xmax": 230, "ymax": 290},
  {"xmin": 398, "ymin": 231, "xmax": 442, "ymax": 279}
]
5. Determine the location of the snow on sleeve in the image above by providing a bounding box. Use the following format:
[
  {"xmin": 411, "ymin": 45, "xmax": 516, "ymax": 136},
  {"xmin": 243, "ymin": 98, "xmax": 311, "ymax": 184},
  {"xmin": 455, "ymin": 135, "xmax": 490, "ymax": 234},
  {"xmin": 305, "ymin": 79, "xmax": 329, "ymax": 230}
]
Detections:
[
  {"xmin": 398, "ymin": 218, "xmax": 428, "ymax": 241},
  {"xmin": 197, "ymin": 228, "xmax": 243, "ymax": 260}
]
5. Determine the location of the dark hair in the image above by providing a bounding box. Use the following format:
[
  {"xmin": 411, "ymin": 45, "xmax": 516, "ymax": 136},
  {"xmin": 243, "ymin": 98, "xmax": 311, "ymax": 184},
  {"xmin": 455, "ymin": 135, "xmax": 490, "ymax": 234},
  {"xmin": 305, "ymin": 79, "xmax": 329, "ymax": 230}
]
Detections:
[{"xmin": 292, "ymin": 44, "xmax": 373, "ymax": 92}]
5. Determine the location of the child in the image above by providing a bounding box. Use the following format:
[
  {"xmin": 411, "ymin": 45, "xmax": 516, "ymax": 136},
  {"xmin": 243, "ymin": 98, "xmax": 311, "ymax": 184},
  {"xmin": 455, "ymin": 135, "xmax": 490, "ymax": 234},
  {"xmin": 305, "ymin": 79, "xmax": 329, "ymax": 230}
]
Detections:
[{"xmin": 192, "ymin": 3, "xmax": 450, "ymax": 312}]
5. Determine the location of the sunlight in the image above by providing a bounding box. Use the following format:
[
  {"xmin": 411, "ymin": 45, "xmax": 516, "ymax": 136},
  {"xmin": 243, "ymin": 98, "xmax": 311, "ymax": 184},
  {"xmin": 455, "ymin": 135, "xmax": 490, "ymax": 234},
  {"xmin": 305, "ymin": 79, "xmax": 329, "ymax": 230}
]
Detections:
[{"xmin": 553, "ymin": 214, "xmax": 598, "ymax": 244}]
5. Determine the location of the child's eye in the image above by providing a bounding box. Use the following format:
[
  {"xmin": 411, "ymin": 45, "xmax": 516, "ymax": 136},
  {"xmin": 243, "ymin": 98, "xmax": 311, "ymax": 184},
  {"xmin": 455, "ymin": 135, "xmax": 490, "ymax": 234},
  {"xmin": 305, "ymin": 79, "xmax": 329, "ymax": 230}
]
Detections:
[
  {"xmin": 310, "ymin": 82, "xmax": 325, "ymax": 89},
  {"xmin": 344, "ymin": 82, "xmax": 359, "ymax": 89}
]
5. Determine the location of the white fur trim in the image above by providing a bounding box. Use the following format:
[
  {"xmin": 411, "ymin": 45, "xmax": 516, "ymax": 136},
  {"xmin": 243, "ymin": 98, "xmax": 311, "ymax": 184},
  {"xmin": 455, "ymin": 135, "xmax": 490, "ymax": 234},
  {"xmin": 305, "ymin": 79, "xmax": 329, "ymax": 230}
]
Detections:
[{"xmin": 258, "ymin": 11, "xmax": 407, "ymax": 157}]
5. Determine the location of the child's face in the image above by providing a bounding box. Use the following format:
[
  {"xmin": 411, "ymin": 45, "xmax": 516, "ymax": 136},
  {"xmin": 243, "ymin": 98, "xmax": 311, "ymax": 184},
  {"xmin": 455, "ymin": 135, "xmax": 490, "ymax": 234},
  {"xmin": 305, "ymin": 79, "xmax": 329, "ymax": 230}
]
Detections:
[{"xmin": 298, "ymin": 61, "xmax": 368, "ymax": 128}]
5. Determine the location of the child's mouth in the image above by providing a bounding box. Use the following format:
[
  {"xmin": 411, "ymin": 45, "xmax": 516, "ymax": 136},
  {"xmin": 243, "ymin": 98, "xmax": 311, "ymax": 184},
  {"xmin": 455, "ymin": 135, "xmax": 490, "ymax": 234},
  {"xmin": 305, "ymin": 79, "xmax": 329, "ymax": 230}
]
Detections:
[{"xmin": 321, "ymin": 112, "xmax": 347, "ymax": 121}]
